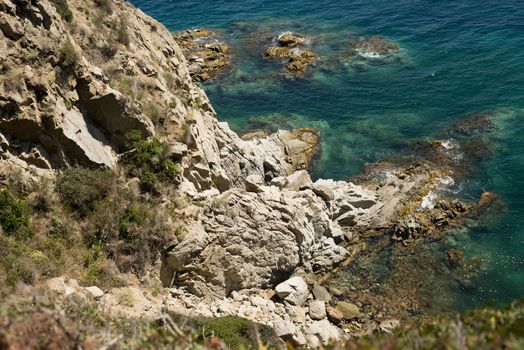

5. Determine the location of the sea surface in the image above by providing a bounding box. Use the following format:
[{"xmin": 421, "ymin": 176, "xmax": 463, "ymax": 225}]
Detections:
[{"xmin": 130, "ymin": 0, "xmax": 524, "ymax": 312}]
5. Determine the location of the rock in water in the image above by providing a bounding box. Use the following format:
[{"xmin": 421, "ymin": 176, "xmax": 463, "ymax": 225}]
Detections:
[
  {"xmin": 275, "ymin": 276, "xmax": 309, "ymax": 307},
  {"xmin": 353, "ymin": 35, "xmax": 401, "ymax": 57},
  {"xmin": 277, "ymin": 32, "xmax": 306, "ymax": 48}
]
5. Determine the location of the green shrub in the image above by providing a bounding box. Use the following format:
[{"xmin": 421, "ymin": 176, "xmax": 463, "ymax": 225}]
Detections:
[
  {"xmin": 60, "ymin": 41, "xmax": 79, "ymax": 67},
  {"xmin": 56, "ymin": 167, "xmax": 116, "ymax": 216},
  {"xmin": 0, "ymin": 188, "xmax": 32, "ymax": 236},
  {"xmin": 168, "ymin": 314, "xmax": 280, "ymax": 350},
  {"xmin": 51, "ymin": 0, "xmax": 73, "ymax": 22},
  {"xmin": 80, "ymin": 242, "xmax": 122, "ymax": 288},
  {"xmin": 123, "ymin": 131, "xmax": 180, "ymax": 191},
  {"xmin": 85, "ymin": 190, "xmax": 169, "ymax": 273}
]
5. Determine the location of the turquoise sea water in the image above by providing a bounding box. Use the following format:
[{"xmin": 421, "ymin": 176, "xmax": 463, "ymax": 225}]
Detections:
[{"xmin": 130, "ymin": 0, "xmax": 524, "ymax": 312}]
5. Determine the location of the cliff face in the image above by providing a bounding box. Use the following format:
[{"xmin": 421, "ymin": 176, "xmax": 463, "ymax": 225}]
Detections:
[
  {"xmin": 0, "ymin": 0, "xmax": 475, "ymax": 346},
  {"xmin": 0, "ymin": 0, "xmax": 382, "ymax": 292}
]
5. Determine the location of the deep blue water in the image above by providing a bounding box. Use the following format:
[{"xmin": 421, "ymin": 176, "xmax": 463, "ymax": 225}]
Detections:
[{"xmin": 130, "ymin": 0, "xmax": 524, "ymax": 312}]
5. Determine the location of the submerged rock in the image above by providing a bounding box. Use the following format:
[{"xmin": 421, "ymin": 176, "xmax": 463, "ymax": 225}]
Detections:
[
  {"xmin": 263, "ymin": 32, "xmax": 317, "ymax": 76},
  {"xmin": 444, "ymin": 248, "xmax": 464, "ymax": 268},
  {"xmin": 352, "ymin": 35, "xmax": 401, "ymax": 57},
  {"xmin": 277, "ymin": 32, "xmax": 306, "ymax": 48}
]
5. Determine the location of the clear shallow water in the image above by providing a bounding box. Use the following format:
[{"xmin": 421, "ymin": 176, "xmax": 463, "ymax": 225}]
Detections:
[{"xmin": 130, "ymin": 0, "xmax": 524, "ymax": 312}]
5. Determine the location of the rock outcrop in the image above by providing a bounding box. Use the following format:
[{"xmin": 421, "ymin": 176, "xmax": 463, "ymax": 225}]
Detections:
[
  {"xmin": 174, "ymin": 29, "xmax": 232, "ymax": 82},
  {"xmin": 263, "ymin": 32, "xmax": 317, "ymax": 75},
  {"xmin": 0, "ymin": 0, "xmax": 481, "ymax": 347},
  {"xmin": 351, "ymin": 35, "xmax": 401, "ymax": 58}
]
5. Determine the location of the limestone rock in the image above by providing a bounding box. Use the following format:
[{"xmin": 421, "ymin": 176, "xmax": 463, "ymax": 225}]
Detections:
[
  {"xmin": 312, "ymin": 282, "xmax": 332, "ymax": 304},
  {"xmin": 275, "ymin": 276, "xmax": 309, "ymax": 307},
  {"xmin": 274, "ymin": 318, "xmax": 296, "ymax": 338},
  {"xmin": 336, "ymin": 302, "xmax": 362, "ymax": 320},
  {"xmin": 162, "ymin": 177, "xmax": 351, "ymax": 297},
  {"xmin": 326, "ymin": 306, "xmax": 344, "ymax": 324},
  {"xmin": 309, "ymin": 300, "xmax": 326, "ymax": 320},
  {"xmin": 76, "ymin": 77, "xmax": 154, "ymax": 148},
  {"xmin": 307, "ymin": 319, "xmax": 341, "ymax": 344},
  {"xmin": 85, "ymin": 286, "xmax": 104, "ymax": 300}
]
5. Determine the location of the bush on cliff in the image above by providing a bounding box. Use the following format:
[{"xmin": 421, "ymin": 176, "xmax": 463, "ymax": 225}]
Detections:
[
  {"xmin": 84, "ymin": 188, "xmax": 171, "ymax": 274},
  {"xmin": 56, "ymin": 167, "xmax": 116, "ymax": 216},
  {"xmin": 50, "ymin": 0, "xmax": 73, "ymax": 22},
  {"xmin": 0, "ymin": 188, "xmax": 32, "ymax": 237},
  {"xmin": 94, "ymin": 0, "xmax": 112, "ymax": 15},
  {"xmin": 123, "ymin": 130, "xmax": 180, "ymax": 192},
  {"xmin": 61, "ymin": 41, "xmax": 79, "ymax": 67}
]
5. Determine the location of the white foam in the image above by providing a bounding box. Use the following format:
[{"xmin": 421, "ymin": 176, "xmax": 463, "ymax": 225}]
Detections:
[
  {"xmin": 356, "ymin": 50, "xmax": 384, "ymax": 59},
  {"xmin": 419, "ymin": 191, "xmax": 437, "ymax": 210}
]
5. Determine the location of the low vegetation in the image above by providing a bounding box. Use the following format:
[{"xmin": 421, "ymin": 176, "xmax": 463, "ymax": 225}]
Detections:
[
  {"xmin": 343, "ymin": 299, "xmax": 524, "ymax": 350},
  {"xmin": 0, "ymin": 293, "xmax": 280, "ymax": 350},
  {"xmin": 123, "ymin": 130, "xmax": 180, "ymax": 191},
  {"xmin": 60, "ymin": 41, "xmax": 79, "ymax": 67},
  {"xmin": 50, "ymin": 0, "xmax": 73, "ymax": 22},
  {"xmin": 0, "ymin": 164, "xmax": 174, "ymax": 297}
]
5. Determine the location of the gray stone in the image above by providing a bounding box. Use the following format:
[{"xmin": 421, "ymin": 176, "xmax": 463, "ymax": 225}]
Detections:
[
  {"xmin": 85, "ymin": 286, "xmax": 104, "ymax": 300},
  {"xmin": 312, "ymin": 282, "xmax": 332, "ymax": 304},
  {"xmin": 274, "ymin": 318, "xmax": 296, "ymax": 338},
  {"xmin": 309, "ymin": 300, "xmax": 326, "ymax": 320},
  {"xmin": 307, "ymin": 319, "xmax": 341, "ymax": 343},
  {"xmin": 336, "ymin": 302, "xmax": 362, "ymax": 320},
  {"xmin": 286, "ymin": 304, "xmax": 306, "ymax": 324},
  {"xmin": 275, "ymin": 276, "xmax": 309, "ymax": 307}
]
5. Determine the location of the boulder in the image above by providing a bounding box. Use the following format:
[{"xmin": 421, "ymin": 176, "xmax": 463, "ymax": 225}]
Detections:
[
  {"xmin": 307, "ymin": 319, "xmax": 342, "ymax": 344},
  {"xmin": 326, "ymin": 306, "xmax": 344, "ymax": 324},
  {"xmin": 85, "ymin": 286, "xmax": 104, "ymax": 300},
  {"xmin": 274, "ymin": 318, "xmax": 296, "ymax": 338},
  {"xmin": 286, "ymin": 304, "xmax": 306, "ymax": 324},
  {"xmin": 309, "ymin": 300, "xmax": 326, "ymax": 320},
  {"xmin": 336, "ymin": 302, "xmax": 362, "ymax": 320},
  {"xmin": 275, "ymin": 276, "xmax": 309, "ymax": 307},
  {"xmin": 277, "ymin": 32, "xmax": 305, "ymax": 48},
  {"xmin": 312, "ymin": 282, "xmax": 332, "ymax": 304},
  {"xmin": 284, "ymin": 170, "xmax": 312, "ymax": 191}
]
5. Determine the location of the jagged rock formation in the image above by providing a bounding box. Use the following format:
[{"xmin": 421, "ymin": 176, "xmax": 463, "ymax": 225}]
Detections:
[
  {"xmin": 174, "ymin": 28, "xmax": 232, "ymax": 82},
  {"xmin": 263, "ymin": 32, "xmax": 317, "ymax": 75},
  {"xmin": 0, "ymin": 0, "xmax": 477, "ymax": 347}
]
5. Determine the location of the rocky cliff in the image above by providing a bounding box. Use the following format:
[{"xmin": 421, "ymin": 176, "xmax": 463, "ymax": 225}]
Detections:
[{"xmin": 0, "ymin": 0, "xmax": 481, "ymax": 347}]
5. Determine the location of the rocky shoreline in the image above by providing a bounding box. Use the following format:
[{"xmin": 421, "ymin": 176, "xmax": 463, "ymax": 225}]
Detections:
[{"xmin": 0, "ymin": 0, "xmax": 503, "ymax": 348}]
